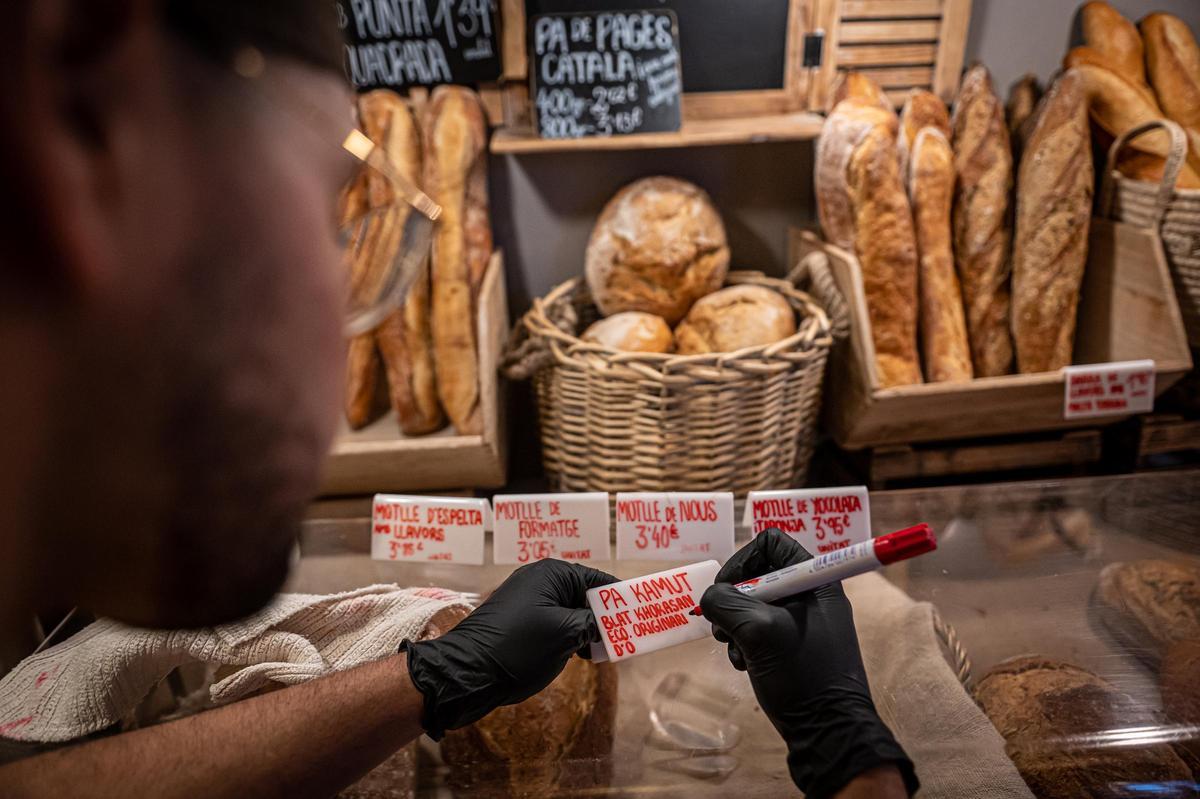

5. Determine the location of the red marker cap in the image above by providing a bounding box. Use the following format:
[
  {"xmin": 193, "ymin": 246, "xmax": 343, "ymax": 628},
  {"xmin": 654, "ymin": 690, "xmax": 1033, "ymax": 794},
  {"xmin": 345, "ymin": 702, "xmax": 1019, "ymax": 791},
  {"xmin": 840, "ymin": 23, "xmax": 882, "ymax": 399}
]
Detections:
[{"xmin": 872, "ymin": 523, "xmax": 937, "ymax": 565}]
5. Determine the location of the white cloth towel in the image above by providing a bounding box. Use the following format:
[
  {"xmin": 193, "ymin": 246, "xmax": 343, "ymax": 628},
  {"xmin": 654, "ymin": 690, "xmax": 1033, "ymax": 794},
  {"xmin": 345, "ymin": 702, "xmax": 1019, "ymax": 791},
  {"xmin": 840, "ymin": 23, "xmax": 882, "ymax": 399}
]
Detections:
[
  {"xmin": 847, "ymin": 573, "xmax": 1034, "ymax": 799},
  {"xmin": 0, "ymin": 584, "xmax": 472, "ymax": 743}
]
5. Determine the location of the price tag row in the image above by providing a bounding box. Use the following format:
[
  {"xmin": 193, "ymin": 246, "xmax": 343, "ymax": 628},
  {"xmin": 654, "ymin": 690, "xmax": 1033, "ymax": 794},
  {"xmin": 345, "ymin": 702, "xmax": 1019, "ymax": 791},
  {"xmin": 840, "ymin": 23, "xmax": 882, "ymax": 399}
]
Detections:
[{"xmin": 370, "ymin": 486, "xmax": 872, "ymax": 566}]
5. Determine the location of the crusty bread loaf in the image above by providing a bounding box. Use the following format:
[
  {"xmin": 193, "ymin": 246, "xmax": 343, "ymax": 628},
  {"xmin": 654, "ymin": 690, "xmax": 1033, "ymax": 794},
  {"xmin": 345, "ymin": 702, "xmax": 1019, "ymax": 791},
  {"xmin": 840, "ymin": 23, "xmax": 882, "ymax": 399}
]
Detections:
[
  {"xmin": 1070, "ymin": 60, "xmax": 1200, "ymax": 184},
  {"xmin": 908, "ymin": 128, "xmax": 973, "ymax": 382},
  {"xmin": 358, "ymin": 90, "xmax": 445, "ymax": 436},
  {"xmin": 441, "ymin": 656, "xmax": 618, "ymax": 797},
  {"xmin": 425, "ymin": 86, "xmax": 489, "ymax": 435},
  {"xmin": 344, "ymin": 334, "xmax": 388, "ymax": 429},
  {"xmin": 848, "ymin": 123, "xmax": 923, "ymax": 387},
  {"xmin": 1142, "ymin": 13, "xmax": 1200, "ymax": 132},
  {"xmin": 1142, "ymin": 12, "xmax": 1200, "ymax": 189},
  {"xmin": 581, "ymin": 311, "xmax": 674, "ymax": 353},
  {"xmin": 1093, "ymin": 559, "xmax": 1200, "ymax": 666},
  {"xmin": 952, "ymin": 65, "xmax": 1015, "ymax": 377},
  {"xmin": 816, "ymin": 101, "xmax": 900, "ymax": 253},
  {"xmin": 585, "ymin": 177, "xmax": 729, "ymax": 325},
  {"xmin": 1006, "ymin": 73, "xmax": 1041, "ymax": 151},
  {"xmin": 1161, "ymin": 639, "xmax": 1200, "ymax": 774},
  {"xmin": 831, "ymin": 71, "xmax": 892, "ymax": 112},
  {"xmin": 673, "ymin": 285, "xmax": 797, "ymax": 355},
  {"xmin": 1011, "ymin": 71, "xmax": 1092, "ymax": 374},
  {"xmin": 1080, "ymin": 1, "xmax": 1147, "ymax": 87},
  {"xmin": 975, "ymin": 656, "xmax": 1192, "ymax": 799},
  {"xmin": 898, "ymin": 89, "xmax": 951, "ymax": 181}
]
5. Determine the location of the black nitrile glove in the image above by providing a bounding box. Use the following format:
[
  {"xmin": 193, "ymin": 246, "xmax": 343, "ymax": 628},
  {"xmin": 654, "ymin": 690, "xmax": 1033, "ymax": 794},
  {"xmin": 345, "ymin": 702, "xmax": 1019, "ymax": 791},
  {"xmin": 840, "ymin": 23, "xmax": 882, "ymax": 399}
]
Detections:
[
  {"xmin": 700, "ymin": 529, "xmax": 918, "ymax": 799},
  {"xmin": 401, "ymin": 558, "xmax": 616, "ymax": 739}
]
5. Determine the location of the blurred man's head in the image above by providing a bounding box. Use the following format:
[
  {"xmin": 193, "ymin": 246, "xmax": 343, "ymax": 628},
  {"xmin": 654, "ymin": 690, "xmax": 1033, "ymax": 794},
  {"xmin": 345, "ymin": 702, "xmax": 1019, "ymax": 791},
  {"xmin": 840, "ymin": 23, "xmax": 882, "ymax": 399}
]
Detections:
[{"xmin": 0, "ymin": 1, "xmax": 352, "ymax": 628}]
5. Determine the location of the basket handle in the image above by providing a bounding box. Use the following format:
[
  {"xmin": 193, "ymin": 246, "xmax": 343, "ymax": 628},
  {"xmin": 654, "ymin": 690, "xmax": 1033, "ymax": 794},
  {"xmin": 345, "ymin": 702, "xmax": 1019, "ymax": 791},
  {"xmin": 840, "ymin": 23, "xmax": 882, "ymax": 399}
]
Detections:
[
  {"xmin": 1098, "ymin": 118, "xmax": 1188, "ymax": 225},
  {"xmin": 499, "ymin": 315, "xmax": 549, "ymax": 381},
  {"xmin": 789, "ymin": 251, "xmax": 850, "ymax": 343}
]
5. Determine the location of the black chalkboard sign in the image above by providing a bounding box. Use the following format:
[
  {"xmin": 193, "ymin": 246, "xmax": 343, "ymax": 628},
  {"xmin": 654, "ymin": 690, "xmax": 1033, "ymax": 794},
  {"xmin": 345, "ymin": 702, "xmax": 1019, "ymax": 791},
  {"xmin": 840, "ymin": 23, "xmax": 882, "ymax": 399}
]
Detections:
[
  {"xmin": 526, "ymin": 0, "xmax": 790, "ymax": 94},
  {"xmin": 529, "ymin": 10, "xmax": 683, "ymax": 139},
  {"xmin": 337, "ymin": 0, "xmax": 502, "ymax": 90}
]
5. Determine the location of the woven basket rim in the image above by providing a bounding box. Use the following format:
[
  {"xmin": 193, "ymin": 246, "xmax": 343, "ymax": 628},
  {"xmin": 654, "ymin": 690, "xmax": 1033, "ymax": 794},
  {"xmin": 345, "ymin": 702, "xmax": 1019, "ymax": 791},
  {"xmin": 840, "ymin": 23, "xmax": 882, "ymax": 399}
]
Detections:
[
  {"xmin": 1111, "ymin": 169, "xmax": 1200, "ymax": 198},
  {"xmin": 524, "ymin": 271, "xmax": 834, "ymax": 372}
]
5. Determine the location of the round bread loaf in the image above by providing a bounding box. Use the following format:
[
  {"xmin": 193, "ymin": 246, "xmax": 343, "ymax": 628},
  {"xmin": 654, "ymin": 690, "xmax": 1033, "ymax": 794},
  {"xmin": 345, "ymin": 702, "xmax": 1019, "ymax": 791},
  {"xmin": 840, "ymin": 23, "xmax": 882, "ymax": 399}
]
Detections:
[
  {"xmin": 1161, "ymin": 639, "xmax": 1200, "ymax": 774},
  {"xmin": 581, "ymin": 312, "xmax": 673, "ymax": 353},
  {"xmin": 1093, "ymin": 559, "xmax": 1200, "ymax": 666},
  {"xmin": 674, "ymin": 285, "xmax": 796, "ymax": 355},
  {"xmin": 585, "ymin": 177, "xmax": 730, "ymax": 324},
  {"xmin": 975, "ymin": 655, "xmax": 1192, "ymax": 799}
]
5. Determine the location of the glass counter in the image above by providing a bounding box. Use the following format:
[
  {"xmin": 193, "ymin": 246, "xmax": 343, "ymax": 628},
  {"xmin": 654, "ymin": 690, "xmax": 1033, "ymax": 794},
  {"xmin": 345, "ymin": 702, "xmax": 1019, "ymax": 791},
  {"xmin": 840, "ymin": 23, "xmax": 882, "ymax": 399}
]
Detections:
[{"xmin": 295, "ymin": 469, "xmax": 1200, "ymax": 798}]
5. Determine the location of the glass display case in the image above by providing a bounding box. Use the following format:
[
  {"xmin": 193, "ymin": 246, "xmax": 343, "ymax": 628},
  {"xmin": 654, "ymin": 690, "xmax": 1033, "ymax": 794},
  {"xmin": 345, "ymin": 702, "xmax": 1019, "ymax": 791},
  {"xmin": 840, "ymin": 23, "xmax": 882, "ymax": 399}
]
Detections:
[{"xmin": 296, "ymin": 469, "xmax": 1200, "ymax": 798}]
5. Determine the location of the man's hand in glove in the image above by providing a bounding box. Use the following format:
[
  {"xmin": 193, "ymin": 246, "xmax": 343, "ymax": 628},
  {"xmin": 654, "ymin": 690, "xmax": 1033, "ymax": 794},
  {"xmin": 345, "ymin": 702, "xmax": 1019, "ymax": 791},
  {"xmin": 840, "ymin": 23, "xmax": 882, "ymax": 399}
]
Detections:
[
  {"xmin": 699, "ymin": 529, "xmax": 919, "ymax": 799},
  {"xmin": 402, "ymin": 559, "xmax": 616, "ymax": 739}
]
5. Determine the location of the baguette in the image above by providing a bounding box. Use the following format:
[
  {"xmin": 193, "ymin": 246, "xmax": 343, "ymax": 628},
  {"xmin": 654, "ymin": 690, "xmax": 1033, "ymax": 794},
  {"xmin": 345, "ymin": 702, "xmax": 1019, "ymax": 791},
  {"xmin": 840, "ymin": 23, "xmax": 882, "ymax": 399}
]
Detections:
[
  {"xmin": 1079, "ymin": 1, "xmax": 1147, "ymax": 87},
  {"xmin": 1069, "ymin": 60, "xmax": 1200, "ymax": 183},
  {"xmin": 897, "ymin": 89, "xmax": 951, "ymax": 182},
  {"xmin": 340, "ymin": 159, "xmax": 389, "ymax": 430},
  {"xmin": 830, "ymin": 71, "xmax": 892, "ymax": 112},
  {"xmin": 847, "ymin": 123, "xmax": 923, "ymax": 387},
  {"xmin": 909, "ymin": 127, "xmax": 972, "ymax": 382},
  {"xmin": 816, "ymin": 100, "xmax": 899, "ymax": 252},
  {"xmin": 1141, "ymin": 13, "xmax": 1200, "ymax": 184},
  {"xmin": 424, "ymin": 86, "xmax": 489, "ymax": 435},
  {"xmin": 952, "ymin": 65, "xmax": 1014, "ymax": 377},
  {"xmin": 359, "ymin": 91, "xmax": 445, "ymax": 435},
  {"xmin": 1011, "ymin": 70, "xmax": 1092, "ymax": 374},
  {"xmin": 1005, "ymin": 73, "xmax": 1041, "ymax": 149}
]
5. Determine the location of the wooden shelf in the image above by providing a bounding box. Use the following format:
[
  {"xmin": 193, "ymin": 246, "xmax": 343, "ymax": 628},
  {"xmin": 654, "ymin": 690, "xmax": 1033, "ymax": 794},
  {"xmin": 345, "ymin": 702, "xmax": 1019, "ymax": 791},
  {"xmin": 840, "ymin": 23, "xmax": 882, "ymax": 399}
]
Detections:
[{"xmin": 490, "ymin": 112, "xmax": 826, "ymax": 155}]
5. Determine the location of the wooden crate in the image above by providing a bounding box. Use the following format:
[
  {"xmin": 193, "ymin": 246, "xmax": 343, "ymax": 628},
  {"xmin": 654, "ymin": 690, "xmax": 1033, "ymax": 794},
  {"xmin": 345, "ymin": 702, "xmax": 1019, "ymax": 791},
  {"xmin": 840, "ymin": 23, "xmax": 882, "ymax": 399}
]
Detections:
[
  {"xmin": 319, "ymin": 252, "xmax": 509, "ymax": 495},
  {"xmin": 492, "ymin": 0, "xmax": 972, "ymax": 153},
  {"xmin": 1114, "ymin": 413, "xmax": 1200, "ymax": 469},
  {"xmin": 859, "ymin": 429, "xmax": 1104, "ymax": 489},
  {"xmin": 789, "ymin": 220, "xmax": 1194, "ymax": 450}
]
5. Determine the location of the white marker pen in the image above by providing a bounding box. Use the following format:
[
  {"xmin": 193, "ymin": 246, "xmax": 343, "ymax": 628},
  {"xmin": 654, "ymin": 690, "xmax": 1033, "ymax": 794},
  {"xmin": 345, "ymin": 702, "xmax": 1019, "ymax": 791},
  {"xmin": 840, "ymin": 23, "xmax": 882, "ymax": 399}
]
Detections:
[{"xmin": 690, "ymin": 524, "xmax": 937, "ymax": 615}]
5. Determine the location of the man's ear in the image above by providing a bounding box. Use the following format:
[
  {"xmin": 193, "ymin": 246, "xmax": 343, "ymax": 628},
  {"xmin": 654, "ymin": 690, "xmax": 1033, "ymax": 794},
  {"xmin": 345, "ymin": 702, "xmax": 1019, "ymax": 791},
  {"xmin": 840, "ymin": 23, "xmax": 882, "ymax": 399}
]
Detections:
[{"xmin": 13, "ymin": 0, "xmax": 166, "ymax": 301}]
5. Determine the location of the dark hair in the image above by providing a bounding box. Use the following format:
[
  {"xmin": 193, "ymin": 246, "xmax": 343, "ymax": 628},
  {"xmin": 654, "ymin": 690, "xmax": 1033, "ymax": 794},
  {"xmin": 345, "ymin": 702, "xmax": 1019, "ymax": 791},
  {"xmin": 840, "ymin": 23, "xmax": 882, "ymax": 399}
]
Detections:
[{"xmin": 164, "ymin": 0, "xmax": 344, "ymax": 74}]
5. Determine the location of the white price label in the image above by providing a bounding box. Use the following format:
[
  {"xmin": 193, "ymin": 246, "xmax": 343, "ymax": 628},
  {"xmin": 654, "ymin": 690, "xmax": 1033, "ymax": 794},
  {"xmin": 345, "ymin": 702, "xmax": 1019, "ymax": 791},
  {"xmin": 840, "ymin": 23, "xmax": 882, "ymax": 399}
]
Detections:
[
  {"xmin": 1063, "ymin": 360, "xmax": 1155, "ymax": 419},
  {"xmin": 587, "ymin": 560, "xmax": 719, "ymax": 662},
  {"xmin": 615, "ymin": 492, "xmax": 735, "ymax": 561},
  {"xmin": 742, "ymin": 486, "xmax": 871, "ymax": 555},
  {"xmin": 370, "ymin": 495, "xmax": 488, "ymax": 565},
  {"xmin": 492, "ymin": 492, "xmax": 611, "ymax": 564}
]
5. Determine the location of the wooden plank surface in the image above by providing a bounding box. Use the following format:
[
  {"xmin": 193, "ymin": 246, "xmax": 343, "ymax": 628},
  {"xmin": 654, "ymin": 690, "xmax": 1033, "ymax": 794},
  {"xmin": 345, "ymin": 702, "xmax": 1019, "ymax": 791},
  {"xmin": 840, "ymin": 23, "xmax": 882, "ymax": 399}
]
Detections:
[
  {"xmin": 932, "ymin": 0, "xmax": 972, "ymax": 101},
  {"xmin": 501, "ymin": 0, "xmax": 526, "ymax": 79},
  {"xmin": 854, "ymin": 65, "xmax": 936, "ymax": 88},
  {"xmin": 841, "ymin": 0, "xmax": 943, "ymax": 17},
  {"xmin": 808, "ymin": 0, "xmax": 842, "ymax": 111},
  {"xmin": 870, "ymin": 430, "xmax": 1102, "ymax": 484},
  {"xmin": 491, "ymin": 112, "xmax": 825, "ymax": 154},
  {"xmin": 1138, "ymin": 415, "xmax": 1200, "ymax": 457},
  {"xmin": 836, "ymin": 42, "xmax": 939, "ymax": 65},
  {"xmin": 839, "ymin": 19, "xmax": 941, "ymax": 43}
]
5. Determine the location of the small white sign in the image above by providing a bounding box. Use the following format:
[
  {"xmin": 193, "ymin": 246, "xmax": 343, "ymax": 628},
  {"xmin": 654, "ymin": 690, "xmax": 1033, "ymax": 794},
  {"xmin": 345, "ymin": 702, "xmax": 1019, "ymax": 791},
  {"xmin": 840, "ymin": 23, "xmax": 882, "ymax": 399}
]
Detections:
[
  {"xmin": 371, "ymin": 495, "xmax": 488, "ymax": 565},
  {"xmin": 1063, "ymin": 360, "xmax": 1155, "ymax": 419},
  {"xmin": 492, "ymin": 492, "xmax": 611, "ymax": 564},
  {"xmin": 615, "ymin": 492, "xmax": 735, "ymax": 561},
  {"xmin": 587, "ymin": 560, "xmax": 720, "ymax": 662},
  {"xmin": 742, "ymin": 486, "xmax": 872, "ymax": 555}
]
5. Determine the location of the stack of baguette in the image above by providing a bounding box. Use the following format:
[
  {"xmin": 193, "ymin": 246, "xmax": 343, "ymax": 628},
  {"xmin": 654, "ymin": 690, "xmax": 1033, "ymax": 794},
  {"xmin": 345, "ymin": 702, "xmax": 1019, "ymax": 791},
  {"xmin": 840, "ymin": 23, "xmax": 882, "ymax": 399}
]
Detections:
[
  {"xmin": 816, "ymin": 50, "xmax": 1106, "ymax": 385},
  {"xmin": 1065, "ymin": 2, "xmax": 1200, "ymax": 189},
  {"xmin": 341, "ymin": 86, "xmax": 491, "ymax": 437},
  {"xmin": 578, "ymin": 176, "xmax": 801, "ymax": 356}
]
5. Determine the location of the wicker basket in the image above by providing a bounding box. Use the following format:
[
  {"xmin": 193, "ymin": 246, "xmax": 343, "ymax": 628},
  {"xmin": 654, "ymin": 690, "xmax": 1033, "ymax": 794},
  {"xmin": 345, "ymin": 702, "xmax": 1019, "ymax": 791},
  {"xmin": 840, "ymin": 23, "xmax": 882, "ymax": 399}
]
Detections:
[
  {"xmin": 1102, "ymin": 119, "xmax": 1200, "ymax": 347},
  {"xmin": 502, "ymin": 266, "xmax": 844, "ymax": 494}
]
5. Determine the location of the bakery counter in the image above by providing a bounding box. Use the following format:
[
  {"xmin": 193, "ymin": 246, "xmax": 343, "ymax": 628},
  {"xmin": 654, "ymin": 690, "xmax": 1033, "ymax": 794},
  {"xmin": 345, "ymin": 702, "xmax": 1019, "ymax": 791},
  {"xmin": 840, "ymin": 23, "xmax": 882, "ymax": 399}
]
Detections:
[{"xmin": 294, "ymin": 469, "xmax": 1200, "ymax": 798}]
